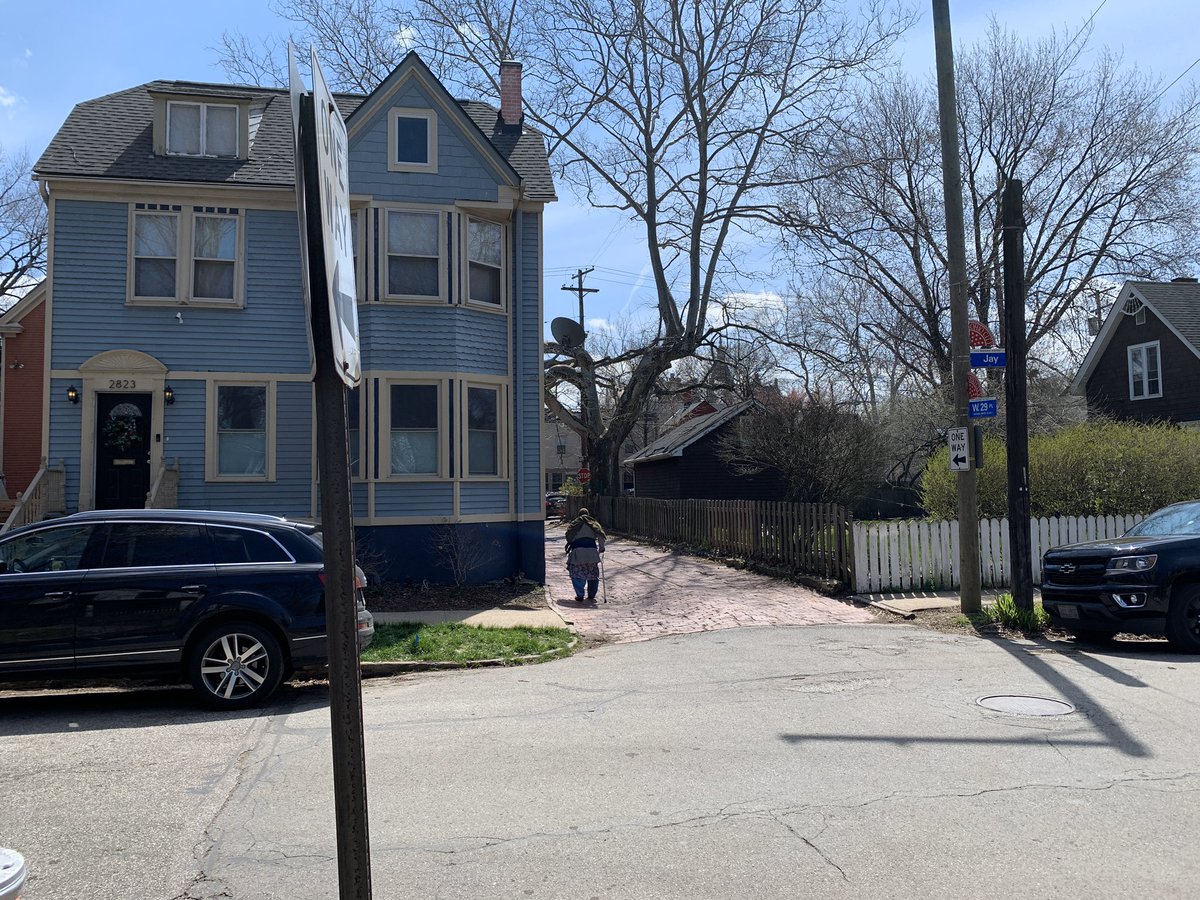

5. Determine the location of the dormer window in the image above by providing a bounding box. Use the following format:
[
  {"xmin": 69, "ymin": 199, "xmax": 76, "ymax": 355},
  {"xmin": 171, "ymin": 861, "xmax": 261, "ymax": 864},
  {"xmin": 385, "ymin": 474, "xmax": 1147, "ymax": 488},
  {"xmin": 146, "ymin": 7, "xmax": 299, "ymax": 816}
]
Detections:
[{"xmin": 167, "ymin": 101, "xmax": 238, "ymax": 157}]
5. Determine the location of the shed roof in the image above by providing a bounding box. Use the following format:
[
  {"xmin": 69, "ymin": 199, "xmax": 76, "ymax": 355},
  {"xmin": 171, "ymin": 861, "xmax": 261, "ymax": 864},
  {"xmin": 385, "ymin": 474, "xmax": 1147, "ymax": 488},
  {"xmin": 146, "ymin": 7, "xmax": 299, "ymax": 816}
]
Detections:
[{"xmin": 624, "ymin": 400, "xmax": 756, "ymax": 465}]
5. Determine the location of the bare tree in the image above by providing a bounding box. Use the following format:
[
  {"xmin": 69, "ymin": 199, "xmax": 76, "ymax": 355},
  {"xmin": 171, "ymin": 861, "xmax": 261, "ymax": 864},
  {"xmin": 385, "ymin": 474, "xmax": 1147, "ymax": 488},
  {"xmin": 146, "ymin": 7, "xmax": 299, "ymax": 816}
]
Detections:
[
  {"xmin": 781, "ymin": 21, "xmax": 1200, "ymax": 387},
  {"xmin": 216, "ymin": 0, "xmax": 911, "ymax": 494},
  {"xmin": 0, "ymin": 147, "xmax": 46, "ymax": 309},
  {"xmin": 718, "ymin": 392, "xmax": 885, "ymax": 505}
]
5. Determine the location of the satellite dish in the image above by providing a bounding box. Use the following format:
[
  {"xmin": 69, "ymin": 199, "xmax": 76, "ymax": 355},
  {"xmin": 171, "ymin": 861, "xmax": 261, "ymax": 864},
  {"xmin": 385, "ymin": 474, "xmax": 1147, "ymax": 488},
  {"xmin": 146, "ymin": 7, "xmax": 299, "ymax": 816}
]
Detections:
[{"xmin": 551, "ymin": 317, "xmax": 586, "ymax": 350}]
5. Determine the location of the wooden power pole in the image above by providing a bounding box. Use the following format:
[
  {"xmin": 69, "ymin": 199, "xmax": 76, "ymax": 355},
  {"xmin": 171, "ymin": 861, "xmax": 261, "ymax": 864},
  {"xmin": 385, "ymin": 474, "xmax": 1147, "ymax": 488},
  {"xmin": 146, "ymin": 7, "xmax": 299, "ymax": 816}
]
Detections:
[{"xmin": 931, "ymin": 0, "xmax": 982, "ymax": 613}]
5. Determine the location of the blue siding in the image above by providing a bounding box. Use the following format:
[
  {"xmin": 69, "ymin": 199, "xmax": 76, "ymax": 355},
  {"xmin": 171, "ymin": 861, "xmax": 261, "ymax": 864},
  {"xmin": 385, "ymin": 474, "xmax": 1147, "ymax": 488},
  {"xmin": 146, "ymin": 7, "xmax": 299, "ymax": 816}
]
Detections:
[
  {"xmin": 169, "ymin": 379, "xmax": 313, "ymax": 517},
  {"xmin": 352, "ymin": 482, "xmax": 369, "ymax": 519},
  {"xmin": 374, "ymin": 481, "xmax": 453, "ymax": 517},
  {"xmin": 356, "ymin": 520, "xmax": 544, "ymax": 583},
  {"xmin": 513, "ymin": 211, "xmax": 543, "ymax": 515},
  {"xmin": 359, "ymin": 306, "xmax": 507, "ymax": 374},
  {"xmin": 50, "ymin": 201, "xmax": 311, "ymax": 373},
  {"xmin": 349, "ymin": 82, "xmax": 504, "ymax": 204},
  {"xmin": 48, "ymin": 380, "xmax": 82, "ymax": 511},
  {"xmin": 460, "ymin": 481, "xmax": 509, "ymax": 515}
]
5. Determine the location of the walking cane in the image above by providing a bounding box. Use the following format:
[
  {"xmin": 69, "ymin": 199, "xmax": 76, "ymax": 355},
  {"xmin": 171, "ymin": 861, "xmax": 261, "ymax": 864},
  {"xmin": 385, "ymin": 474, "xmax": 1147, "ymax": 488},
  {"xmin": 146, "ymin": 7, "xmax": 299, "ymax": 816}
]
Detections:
[{"xmin": 600, "ymin": 554, "xmax": 608, "ymax": 603}]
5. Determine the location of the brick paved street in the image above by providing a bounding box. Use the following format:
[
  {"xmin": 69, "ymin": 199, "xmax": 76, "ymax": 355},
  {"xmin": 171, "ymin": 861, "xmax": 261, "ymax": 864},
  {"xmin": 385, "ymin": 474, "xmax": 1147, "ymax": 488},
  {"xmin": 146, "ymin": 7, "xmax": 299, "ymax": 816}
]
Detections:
[{"xmin": 545, "ymin": 526, "xmax": 874, "ymax": 642}]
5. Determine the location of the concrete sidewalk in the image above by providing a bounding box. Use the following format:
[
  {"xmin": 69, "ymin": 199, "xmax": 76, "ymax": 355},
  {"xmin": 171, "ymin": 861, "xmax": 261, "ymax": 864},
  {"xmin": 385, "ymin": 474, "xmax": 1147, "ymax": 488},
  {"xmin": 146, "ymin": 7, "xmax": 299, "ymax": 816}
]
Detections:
[{"xmin": 857, "ymin": 588, "xmax": 1043, "ymax": 617}]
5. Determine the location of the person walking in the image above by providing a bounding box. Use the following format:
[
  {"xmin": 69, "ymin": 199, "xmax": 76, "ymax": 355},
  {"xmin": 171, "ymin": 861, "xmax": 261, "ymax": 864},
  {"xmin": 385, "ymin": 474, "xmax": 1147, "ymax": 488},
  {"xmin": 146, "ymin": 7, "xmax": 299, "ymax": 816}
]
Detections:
[{"xmin": 565, "ymin": 507, "xmax": 606, "ymax": 603}]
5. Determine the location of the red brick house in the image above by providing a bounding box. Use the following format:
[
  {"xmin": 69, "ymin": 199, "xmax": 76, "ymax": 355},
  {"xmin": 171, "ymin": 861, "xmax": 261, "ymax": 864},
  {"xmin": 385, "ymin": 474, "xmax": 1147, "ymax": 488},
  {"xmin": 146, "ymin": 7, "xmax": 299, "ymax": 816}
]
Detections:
[{"xmin": 0, "ymin": 284, "xmax": 47, "ymax": 499}]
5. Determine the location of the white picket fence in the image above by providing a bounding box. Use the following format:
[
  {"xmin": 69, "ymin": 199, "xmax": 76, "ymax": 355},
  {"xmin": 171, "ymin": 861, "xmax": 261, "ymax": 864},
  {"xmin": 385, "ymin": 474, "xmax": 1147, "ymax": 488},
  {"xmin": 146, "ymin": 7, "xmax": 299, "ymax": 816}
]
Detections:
[{"xmin": 852, "ymin": 514, "xmax": 1145, "ymax": 593}]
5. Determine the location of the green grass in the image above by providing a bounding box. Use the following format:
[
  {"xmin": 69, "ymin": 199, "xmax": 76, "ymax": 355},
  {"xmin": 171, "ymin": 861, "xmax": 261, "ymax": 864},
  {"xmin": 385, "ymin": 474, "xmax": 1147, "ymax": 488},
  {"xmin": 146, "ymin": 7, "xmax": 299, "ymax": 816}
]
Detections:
[
  {"xmin": 361, "ymin": 622, "xmax": 576, "ymax": 664},
  {"xmin": 980, "ymin": 593, "xmax": 1051, "ymax": 632}
]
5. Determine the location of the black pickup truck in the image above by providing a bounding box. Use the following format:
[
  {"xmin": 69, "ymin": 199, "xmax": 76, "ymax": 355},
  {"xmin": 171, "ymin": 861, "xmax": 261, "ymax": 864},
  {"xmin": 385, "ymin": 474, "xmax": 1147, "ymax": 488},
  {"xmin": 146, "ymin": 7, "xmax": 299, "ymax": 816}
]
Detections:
[{"xmin": 1041, "ymin": 500, "xmax": 1200, "ymax": 650}]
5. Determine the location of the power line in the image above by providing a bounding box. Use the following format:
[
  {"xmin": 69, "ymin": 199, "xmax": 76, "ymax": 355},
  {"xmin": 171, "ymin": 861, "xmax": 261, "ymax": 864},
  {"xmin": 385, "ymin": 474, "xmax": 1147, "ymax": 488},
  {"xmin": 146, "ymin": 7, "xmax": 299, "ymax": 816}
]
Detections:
[{"xmin": 1153, "ymin": 54, "xmax": 1200, "ymax": 104}]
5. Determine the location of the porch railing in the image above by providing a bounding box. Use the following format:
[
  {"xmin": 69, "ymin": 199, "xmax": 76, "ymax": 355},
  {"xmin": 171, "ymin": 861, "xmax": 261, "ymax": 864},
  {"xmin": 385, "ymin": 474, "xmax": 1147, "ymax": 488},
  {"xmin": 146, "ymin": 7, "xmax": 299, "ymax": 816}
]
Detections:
[
  {"xmin": 0, "ymin": 459, "xmax": 67, "ymax": 534},
  {"xmin": 145, "ymin": 458, "xmax": 180, "ymax": 509}
]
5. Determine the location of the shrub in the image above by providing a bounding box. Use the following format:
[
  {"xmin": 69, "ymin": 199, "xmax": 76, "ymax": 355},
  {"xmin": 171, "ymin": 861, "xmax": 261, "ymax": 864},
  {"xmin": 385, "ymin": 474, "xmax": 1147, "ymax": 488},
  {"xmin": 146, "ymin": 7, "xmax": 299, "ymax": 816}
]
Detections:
[{"xmin": 921, "ymin": 421, "xmax": 1200, "ymax": 518}]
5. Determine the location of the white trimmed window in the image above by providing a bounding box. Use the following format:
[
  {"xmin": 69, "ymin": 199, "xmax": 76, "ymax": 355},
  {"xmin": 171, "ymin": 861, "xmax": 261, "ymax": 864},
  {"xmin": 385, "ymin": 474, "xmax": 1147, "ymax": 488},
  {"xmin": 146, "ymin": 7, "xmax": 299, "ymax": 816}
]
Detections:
[
  {"xmin": 466, "ymin": 385, "xmax": 500, "ymax": 476},
  {"xmin": 133, "ymin": 209, "xmax": 180, "ymax": 299},
  {"xmin": 167, "ymin": 102, "xmax": 238, "ymax": 157},
  {"xmin": 385, "ymin": 210, "xmax": 442, "ymax": 300},
  {"xmin": 209, "ymin": 383, "xmax": 274, "ymax": 481},
  {"xmin": 193, "ymin": 214, "xmax": 238, "ymax": 300},
  {"xmin": 387, "ymin": 108, "xmax": 437, "ymax": 173},
  {"xmin": 1128, "ymin": 341, "xmax": 1162, "ymax": 400},
  {"xmin": 130, "ymin": 205, "xmax": 242, "ymax": 306},
  {"xmin": 388, "ymin": 383, "xmax": 442, "ymax": 476},
  {"xmin": 351, "ymin": 209, "xmax": 366, "ymax": 302},
  {"xmin": 466, "ymin": 217, "xmax": 505, "ymax": 308}
]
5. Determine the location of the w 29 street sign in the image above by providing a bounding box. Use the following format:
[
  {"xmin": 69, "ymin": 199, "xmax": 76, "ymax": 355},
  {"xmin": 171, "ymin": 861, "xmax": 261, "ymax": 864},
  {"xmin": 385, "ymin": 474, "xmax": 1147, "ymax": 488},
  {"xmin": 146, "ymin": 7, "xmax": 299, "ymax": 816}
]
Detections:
[{"xmin": 969, "ymin": 397, "xmax": 998, "ymax": 418}]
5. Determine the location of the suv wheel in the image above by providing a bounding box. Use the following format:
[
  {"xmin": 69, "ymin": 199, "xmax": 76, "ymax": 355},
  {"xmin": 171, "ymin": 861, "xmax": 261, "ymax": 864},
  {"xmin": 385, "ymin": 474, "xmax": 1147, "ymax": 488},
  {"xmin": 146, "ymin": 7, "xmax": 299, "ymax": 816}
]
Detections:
[
  {"xmin": 188, "ymin": 622, "xmax": 284, "ymax": 709},
  {"xmin": 1165, "ymin": 585, "xmax": 1200, "ymax": 653}
]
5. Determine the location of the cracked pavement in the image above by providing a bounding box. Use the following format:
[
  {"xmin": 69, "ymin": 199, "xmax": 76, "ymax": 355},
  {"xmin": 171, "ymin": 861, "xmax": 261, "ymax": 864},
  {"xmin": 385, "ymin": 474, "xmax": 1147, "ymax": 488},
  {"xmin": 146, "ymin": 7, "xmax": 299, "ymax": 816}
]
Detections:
[{"xmin": 5, "ymin": 624, "xmax": 1200, "ymax": 897}]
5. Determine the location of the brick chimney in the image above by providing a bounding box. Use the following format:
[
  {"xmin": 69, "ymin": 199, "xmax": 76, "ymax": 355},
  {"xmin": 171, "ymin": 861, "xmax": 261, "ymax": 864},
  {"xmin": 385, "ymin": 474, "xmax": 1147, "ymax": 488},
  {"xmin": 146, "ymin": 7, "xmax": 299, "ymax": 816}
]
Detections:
[{"xmin": 499, "ymin": 60, "xmax": 523, "ymax": 130}]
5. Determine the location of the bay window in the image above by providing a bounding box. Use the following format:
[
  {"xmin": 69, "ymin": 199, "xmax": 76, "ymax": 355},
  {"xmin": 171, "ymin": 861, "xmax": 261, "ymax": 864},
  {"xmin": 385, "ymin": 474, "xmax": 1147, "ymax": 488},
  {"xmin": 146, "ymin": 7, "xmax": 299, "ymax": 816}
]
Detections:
[
  {"xmin": 467, "ymin": 386, "xmax": 499, "ymax": 476},
  {"xmin": 386, "ymin": 210, "xmax": 442, "ymax": 300},
  {"xmin": 467, "ymin": 217, "xmax": 504, "ymax": 307},
  {"xmin": 389, "ymin": 383, "xmax": 441, "ymax": 475}
]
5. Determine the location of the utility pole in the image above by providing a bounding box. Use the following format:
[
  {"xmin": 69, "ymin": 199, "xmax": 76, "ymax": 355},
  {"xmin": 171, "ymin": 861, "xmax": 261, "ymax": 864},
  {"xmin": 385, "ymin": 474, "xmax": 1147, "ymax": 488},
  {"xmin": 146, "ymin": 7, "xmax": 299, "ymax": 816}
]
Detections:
[
  {"xmin": 560, "ymin": 266, "xmax": 599, "ymax": 327},
  {"xmin": 931, "ymin": 0, "xmax": 982, "ymax": 614},
  {"xmin": 560, "ymin": 267, "xmax": 599, "ymax": 475},
  {"xmin": 1003, "ymin": 179, "xmax": 1034, "ymax": 610}
]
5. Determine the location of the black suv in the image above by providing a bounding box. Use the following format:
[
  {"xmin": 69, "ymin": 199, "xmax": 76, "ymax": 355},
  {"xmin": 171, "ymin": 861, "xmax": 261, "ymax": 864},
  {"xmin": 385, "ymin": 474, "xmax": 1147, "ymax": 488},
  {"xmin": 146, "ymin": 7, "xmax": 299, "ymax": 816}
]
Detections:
[
  {"xmin": 1041, "ymin": 500, "xmax": 1200, "ymax": 650},
  {"xmin": 0, "ymin": 509, "xmax": 373, "ymax": 708}
]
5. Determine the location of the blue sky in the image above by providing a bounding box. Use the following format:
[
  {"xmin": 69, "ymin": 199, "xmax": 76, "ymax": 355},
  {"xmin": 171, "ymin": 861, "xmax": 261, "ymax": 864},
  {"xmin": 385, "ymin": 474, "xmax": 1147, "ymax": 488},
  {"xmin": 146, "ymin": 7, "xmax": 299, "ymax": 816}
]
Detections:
[{"xmin": 1, "ymin": 0, "xmax": 1195, "ymax": 336}]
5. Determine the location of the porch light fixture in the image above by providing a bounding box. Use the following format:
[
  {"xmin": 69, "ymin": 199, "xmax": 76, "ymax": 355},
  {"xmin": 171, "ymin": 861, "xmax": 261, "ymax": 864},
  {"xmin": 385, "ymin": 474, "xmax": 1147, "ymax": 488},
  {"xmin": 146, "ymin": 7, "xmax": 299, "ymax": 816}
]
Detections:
[
  {"xmin": 66, "ymin": 385, "xmax": 79, "ymax": 404},
  {"xmin": 164, "ymin": 385, "xmax": 175, "ymax": 405}
]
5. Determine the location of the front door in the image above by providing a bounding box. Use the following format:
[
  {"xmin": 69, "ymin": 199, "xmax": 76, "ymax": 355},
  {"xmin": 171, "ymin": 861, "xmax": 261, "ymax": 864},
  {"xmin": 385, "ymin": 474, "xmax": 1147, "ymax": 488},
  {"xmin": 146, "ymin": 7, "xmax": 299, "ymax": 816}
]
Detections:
[{"xmin": 95, "ymin": 392, "xmax": 153, "ymax": 509}]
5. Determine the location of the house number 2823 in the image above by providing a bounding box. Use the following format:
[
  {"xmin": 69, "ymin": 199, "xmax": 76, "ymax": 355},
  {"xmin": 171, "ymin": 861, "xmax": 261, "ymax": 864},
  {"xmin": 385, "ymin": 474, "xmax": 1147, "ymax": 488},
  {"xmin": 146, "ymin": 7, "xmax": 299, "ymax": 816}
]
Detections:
[{"xmin": 108, "ymin": 379, "xmax": 137, "ymax": 389}]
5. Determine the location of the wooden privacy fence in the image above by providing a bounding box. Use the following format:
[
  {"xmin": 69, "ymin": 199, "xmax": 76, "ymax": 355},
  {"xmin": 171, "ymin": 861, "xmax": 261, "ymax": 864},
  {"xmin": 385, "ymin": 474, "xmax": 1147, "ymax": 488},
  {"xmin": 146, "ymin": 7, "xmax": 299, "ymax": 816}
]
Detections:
[
  {"xmin": 852, "ymin": 513, "xmax": 1146, "ymax": 593},
  {"xmin": 564, "ymin": 495, "xmax": 854, "ymax": 585}
]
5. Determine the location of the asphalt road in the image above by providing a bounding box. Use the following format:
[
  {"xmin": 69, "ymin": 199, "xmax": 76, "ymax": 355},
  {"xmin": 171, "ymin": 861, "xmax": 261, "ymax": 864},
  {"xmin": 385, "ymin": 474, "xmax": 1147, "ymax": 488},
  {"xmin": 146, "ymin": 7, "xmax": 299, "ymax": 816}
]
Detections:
[{"xmin": 4, "ymin": 624, "xmax": 1200, "ymax": 899}]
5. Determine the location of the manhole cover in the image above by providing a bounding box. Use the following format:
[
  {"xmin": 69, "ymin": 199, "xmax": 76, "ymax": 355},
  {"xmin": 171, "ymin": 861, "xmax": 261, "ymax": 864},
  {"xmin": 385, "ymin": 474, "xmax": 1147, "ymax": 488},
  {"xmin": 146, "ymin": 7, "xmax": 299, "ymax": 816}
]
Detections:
[{"xmin": 976, "ymin": 695, "xmax": 1076, "ymax": 716}]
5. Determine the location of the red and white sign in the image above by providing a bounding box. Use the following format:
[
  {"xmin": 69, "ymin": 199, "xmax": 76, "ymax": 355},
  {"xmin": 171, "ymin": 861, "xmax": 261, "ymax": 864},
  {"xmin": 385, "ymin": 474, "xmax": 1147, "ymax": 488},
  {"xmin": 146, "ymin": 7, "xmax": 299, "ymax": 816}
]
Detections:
[
  {"xmin": 577, "ymin": 468, "xmax": 591, "ymax": 484},
  {"xmin": 969, "ymin": 320, "xmax": 997, "ymax": 348}
]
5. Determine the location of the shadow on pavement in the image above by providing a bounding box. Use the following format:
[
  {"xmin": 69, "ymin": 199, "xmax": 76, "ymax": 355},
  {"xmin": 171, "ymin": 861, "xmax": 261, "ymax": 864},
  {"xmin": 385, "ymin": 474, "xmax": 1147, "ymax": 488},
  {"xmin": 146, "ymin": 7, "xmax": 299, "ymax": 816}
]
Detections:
[{"xmin": 0, "ymin": 679, "xmax": 331, "ymax": 737}]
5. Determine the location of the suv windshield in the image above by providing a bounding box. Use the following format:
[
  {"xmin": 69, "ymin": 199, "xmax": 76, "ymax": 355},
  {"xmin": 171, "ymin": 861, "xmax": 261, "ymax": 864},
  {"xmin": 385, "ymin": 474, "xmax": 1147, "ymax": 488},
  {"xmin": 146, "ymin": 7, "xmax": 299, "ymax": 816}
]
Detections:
[{"xmin": 1125, "ymin": 502, "xmax": 1200, "ymax": 537}]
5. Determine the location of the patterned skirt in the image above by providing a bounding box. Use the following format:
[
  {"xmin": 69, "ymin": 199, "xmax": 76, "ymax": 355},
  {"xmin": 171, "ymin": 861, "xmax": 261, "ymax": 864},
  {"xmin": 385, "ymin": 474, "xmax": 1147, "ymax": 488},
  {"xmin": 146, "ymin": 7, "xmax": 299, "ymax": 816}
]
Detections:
[{"xmin": 567, "ymin": 561, "xmax": 600, "ymax": 581}]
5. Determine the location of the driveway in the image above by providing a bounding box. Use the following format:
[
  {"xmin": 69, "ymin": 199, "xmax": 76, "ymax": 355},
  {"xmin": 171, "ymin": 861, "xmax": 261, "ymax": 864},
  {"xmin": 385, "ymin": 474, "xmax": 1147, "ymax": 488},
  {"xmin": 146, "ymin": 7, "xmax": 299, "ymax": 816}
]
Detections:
[{"xmin": 545, "ymin": 526, "xmax": 873, "ymax": 641}]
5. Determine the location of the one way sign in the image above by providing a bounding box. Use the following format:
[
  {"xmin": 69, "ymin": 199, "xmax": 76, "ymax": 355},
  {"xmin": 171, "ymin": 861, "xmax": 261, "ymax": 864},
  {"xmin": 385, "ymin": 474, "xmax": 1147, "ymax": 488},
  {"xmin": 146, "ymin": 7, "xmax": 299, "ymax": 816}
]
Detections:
[{"xmin": 948, "ymin": 427, "xmax": 970, "ymax": 471}]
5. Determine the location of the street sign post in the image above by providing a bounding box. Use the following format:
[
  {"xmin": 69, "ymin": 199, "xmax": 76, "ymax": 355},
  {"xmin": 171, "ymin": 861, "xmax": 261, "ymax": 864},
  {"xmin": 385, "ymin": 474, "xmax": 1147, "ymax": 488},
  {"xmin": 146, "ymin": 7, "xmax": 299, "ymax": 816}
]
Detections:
[
  {"xmin": 948, "ymin": 427, "xmax": 970, "ymax": 471},
  {"xmin": 970, "ymin": 348, "xmax": 1006, "ymax": 368},
  {"xmin": 289, "ymin": 44, "xmax": 371, "ymax": 900},
  {"xmin": 969, "ymin": 397, "xmax": 998, "ymax": 419}
]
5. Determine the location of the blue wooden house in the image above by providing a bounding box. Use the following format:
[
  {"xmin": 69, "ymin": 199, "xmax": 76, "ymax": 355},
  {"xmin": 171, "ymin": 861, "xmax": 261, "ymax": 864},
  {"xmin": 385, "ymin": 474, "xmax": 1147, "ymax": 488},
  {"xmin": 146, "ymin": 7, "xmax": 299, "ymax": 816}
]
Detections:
[{"xmin": 26, "ymin": 53, "xmax": 554, "ymax": 583}]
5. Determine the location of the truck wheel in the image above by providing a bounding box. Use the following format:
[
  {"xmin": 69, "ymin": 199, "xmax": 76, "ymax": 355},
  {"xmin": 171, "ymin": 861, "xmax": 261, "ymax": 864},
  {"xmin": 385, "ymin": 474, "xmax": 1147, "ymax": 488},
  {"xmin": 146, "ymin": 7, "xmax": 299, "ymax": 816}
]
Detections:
[
  {"xmin": 188, "ymin": 622, "xmax": 284, "ymax": 709},
  {"xmin": 1165, "ymin": 585, "xmax": 1200, "ymax": 653}
]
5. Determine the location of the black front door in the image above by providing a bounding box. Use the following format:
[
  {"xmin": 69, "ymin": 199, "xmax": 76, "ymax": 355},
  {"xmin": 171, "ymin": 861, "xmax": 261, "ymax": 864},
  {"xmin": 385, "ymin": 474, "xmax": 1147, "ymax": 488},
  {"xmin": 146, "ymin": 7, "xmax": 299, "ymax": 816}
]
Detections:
[{"xmin": 95, "ymin": 392, "xmax": 153, "ymax": 509}]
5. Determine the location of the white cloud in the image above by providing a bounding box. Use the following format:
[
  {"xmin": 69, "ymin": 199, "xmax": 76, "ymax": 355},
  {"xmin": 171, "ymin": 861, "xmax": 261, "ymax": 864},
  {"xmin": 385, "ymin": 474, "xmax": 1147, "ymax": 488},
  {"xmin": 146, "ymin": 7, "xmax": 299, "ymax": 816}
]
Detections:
[
  {"xmin": 392, "ymin": 27, "xmax": 416, "ymax": 49},
  {"xmin": 587, "ymin": 317, "xmax": 613, "ymax": 332},
  {"xmin": 0, "ymin": 86, "xmax": 17, "ymax": 108},
  {"xmin": 23, "ymin": 49, "xmax": 32, "ymax": 59}
]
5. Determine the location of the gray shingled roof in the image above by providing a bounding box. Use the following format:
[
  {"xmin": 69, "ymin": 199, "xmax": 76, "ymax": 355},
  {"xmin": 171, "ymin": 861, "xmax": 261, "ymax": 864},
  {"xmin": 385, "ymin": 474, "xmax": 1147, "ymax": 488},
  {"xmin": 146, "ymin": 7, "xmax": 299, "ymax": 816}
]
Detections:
[
  {"xmin": 1129, "ymin": 279, "xmax": 1200, "ymax": 351},
  {"xmin": 624, "ymin": 401, "xmax": 756, "ymax": 465},
  {"xmin": 34, "ymin": 78, "xmax": 555, "ymax": 202}
]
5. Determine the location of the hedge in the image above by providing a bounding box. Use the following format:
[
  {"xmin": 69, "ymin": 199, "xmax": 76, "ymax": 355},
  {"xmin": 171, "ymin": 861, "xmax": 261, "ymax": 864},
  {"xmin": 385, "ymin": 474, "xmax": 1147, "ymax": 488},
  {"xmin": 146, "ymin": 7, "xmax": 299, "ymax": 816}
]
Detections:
[{"xmin": 921, "ymin": 421, "xmax": 1200, "ymax": 518}]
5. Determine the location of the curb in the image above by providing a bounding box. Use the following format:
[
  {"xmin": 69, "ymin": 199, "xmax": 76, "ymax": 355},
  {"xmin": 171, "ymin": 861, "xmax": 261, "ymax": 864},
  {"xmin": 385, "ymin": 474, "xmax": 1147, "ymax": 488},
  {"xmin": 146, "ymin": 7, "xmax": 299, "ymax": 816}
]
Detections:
[{"xmin": 360, "ymin": 637, "xmax": 579, "ymax": 677}]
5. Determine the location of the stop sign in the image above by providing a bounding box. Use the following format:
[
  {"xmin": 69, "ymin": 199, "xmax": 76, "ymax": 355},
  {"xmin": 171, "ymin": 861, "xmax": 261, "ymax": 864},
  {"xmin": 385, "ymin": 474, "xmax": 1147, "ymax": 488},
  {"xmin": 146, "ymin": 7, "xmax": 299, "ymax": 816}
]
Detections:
[{"xmin": 578, "ymin": 468, "xmax": 591, "ymax": 484}]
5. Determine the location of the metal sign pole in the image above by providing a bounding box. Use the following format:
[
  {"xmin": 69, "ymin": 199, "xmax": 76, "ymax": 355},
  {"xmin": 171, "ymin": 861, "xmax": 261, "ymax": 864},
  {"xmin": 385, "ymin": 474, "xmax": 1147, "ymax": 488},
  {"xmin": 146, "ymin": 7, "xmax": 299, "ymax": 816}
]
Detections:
[{"xmin": 299, "ymin": 90, "xmax": 373, "ymax": 899}]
